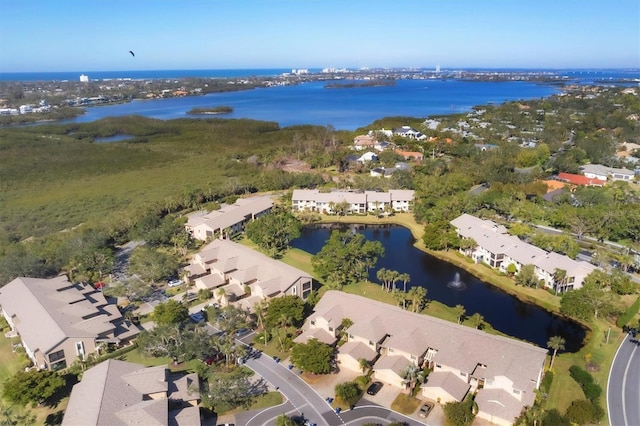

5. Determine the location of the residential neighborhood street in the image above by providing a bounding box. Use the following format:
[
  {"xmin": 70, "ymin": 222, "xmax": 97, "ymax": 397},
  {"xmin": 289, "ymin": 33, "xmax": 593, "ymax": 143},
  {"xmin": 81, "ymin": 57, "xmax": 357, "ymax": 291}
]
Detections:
[{"xmin": 608, "ymin": 332, "xmax": 640, "ymax": 426}]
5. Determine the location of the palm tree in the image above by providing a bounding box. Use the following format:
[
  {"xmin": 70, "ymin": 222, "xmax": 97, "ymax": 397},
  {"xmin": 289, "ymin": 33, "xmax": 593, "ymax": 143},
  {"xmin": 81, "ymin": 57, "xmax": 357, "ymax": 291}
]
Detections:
[
  {"xmin": 547, "ymin": 335, "xmax": 565, "ymax": 370},
  {"xmin": 217, "ymin": 288, "xmax": 227, "ymax": 305},
  {"xmin": 399, "ymin": 273, "xmax": 411, "ymax": 293},
  {"xmin": 358, "ymin": 358, "xmax": 370, "ymax": 374},
  {"xmin": 553, "ymin": 268, "xmax": 567, "ymax": 295},
  {"xmin": 407, "ymin": 286, "xmax": 427, "ymax": 312},
  {"xmin": 402, "ymin": 363, "xmax": 420, "ymax": 392},
  {"xmin": 454, "ymin": 304, "xmax": 466, "ymax": 324},
  {"xmin": 470, "ymin": 313, "xmax": 484, "ymax": 329},
  {"xmin": 377, "ymin": 268, "xmax": 392, "ymax": 292}
]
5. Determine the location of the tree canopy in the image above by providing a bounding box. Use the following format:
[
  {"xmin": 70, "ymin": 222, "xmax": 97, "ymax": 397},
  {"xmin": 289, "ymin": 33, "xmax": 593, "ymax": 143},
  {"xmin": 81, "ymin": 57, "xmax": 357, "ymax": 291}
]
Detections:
[
  {"xmin": 153, "ymin": 299, "xmax": 189, "ymax": 325},
  {"xmin": 2, "ymin": 369, "xmax": 65, "ymax": 406},
  {"xmin": 246, "ymin": 206, "xmax": 302, "ymax": 257},
  {"xmin": 312, "ymin": 230, "xmax": 384, "ymax": 289},
  {"xmin": 290, "ymin": 338, "xmax": 334, "ymax": 374}
]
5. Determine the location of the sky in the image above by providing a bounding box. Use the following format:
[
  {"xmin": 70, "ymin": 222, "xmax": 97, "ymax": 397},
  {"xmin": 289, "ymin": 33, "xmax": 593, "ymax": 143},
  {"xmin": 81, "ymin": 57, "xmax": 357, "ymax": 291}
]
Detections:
[{"xmin": 0, "ymin": 0, "xmax": 638, "ymax": 73}]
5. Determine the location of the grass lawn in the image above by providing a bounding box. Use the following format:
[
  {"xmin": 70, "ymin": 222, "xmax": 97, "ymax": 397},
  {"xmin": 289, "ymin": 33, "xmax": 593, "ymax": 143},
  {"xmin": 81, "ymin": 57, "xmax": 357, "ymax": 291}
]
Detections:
[
  {"xmin": 123, "ymin": 349, "xmax": 201, "ymax": 373},
  {"xmin": 0, "ymin": 333, "xmax": 70, "ymax": 425},
  {"xmin": 544, "ymin": 317, "xmax": 622, "ymax": 417},
  {"xmin": 391, "ymin": 392, "xmax": 422, "ymax": 415},
  {"xmin": 0, "ymin": 335, "xmax": 27, "ymax": 395}
]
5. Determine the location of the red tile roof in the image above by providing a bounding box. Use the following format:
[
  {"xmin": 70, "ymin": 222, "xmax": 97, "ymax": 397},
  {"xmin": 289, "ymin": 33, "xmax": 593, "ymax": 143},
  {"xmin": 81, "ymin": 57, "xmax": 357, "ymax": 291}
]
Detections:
[{"xmin": 557, "ymin": 172, "xmax": 606, "ymax": 187}]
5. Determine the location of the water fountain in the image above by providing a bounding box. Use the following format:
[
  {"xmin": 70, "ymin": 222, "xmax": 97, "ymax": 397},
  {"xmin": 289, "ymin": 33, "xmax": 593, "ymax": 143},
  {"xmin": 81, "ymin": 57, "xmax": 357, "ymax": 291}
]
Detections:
[{"xmin": 447, "ymin": 272, "xmax": 466, "ymax": 290}]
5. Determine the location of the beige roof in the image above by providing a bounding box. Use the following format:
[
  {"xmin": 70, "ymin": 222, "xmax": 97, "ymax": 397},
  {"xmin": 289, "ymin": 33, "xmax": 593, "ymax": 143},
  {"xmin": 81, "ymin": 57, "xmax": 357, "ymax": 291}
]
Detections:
[
  {"xmin": 374, "ymin": 355, "xmax": 412, "ymax": 375},
  {"xmin": 190, "ymin": 239, "xmax": 311, "ymax": 298},
  {"xmin": 423, "ymin": 371, "xmax": 470, "ymax": 401},
  {"xmin": 0, "ymin": 276, "xmax": 134, "ymax": 355},
  {"xmin": 168, "ymin": 372, "xmax": 200, "ymax": 402},
  {"xmin": 294, "ymin": 328, "xmax": 338, "ymax": 345},
  {"xmin": 309, "ymin": 291, "xmax": 547, "ymax": 392},
  {"xmin": 476, "ymin": 388, "xmax": 528, "ymax": 424},
  {"xmin": 62, "ymin": 360, "xmax": 200, "ymax": 426},
  {"xmin": 186, "ymin": 196, "xmax": 273, "ymax": 234},
  {"xmin": 339, "ymin": 341, "xmax": 378, "ymax": 362},
  {"xmin": 451, "ymin": 214, "xmax": 598, "ymax": 277}
]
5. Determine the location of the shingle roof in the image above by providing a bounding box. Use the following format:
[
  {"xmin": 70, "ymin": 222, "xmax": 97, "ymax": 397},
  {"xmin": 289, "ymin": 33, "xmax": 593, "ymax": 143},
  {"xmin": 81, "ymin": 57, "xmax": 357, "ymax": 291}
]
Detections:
[
  {"xmin": 192, "ymin": 239, "xmax": 310, "ymax": 297},
  {"xmin": 0, "ymin": 276, "xmax": 126, "ymax": 355},
  {"xmin": 309, "ymin": 291, "xmax": 547, "ymax": 391},
  {"xmin": 475, "ymin": 388, "xmax": 528, "ymax": 424},
  {"xmin": 186, "ymin": 196, "xmax": 273, "ymax": 233},
  {"xmin": 423, "ymin": 371, "xmax": 470, "ymax": 401},
  {"xmin": 62, "ymin": 360, "xmax": 200, "ymax": 426}
]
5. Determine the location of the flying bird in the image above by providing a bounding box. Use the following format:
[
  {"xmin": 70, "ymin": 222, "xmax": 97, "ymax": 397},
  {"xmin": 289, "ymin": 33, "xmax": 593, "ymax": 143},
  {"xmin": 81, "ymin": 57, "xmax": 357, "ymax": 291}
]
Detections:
[{"xmin": 129, "ymin": 50, "xmax": 135, "ymax": 57}]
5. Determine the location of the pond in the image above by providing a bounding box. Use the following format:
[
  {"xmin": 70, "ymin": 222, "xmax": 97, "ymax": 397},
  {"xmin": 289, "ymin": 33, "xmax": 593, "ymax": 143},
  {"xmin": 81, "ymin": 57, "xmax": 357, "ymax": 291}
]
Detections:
[
  {"xmin": 94, "ymin": 134, "xmax": 134, "ymax": 143},
  {"xmin": 291, "ymin": 223, "xmax": 587, "ymax": 352}
]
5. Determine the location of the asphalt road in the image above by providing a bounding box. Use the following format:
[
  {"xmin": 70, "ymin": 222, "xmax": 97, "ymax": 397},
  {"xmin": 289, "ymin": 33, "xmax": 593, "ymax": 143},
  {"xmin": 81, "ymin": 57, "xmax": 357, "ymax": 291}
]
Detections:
[
  {"xmin": 607, "ymin": 332, "xmax": 640, "ymax": 426},
  {"xmin": 230, "ymin": 331, "xmax": 425, "ymax": 426}
]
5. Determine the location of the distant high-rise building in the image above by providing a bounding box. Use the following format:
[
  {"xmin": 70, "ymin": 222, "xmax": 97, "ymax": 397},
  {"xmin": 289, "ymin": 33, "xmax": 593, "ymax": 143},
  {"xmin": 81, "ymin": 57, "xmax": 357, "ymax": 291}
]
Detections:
[
  {"xmin": 79, "ymin": 74, "xmax": 89, "ymax": 82},
  {"xmin": 435, "ymin": 65, "xmax": 441, "ymax": 73}
]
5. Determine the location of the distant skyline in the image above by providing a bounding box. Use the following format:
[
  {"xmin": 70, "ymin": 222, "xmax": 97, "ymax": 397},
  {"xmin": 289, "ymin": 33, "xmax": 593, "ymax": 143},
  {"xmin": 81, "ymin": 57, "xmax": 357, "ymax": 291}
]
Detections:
[{"xmin": 0, "ymin": 0, "xmax": 638, "ymax": 73}]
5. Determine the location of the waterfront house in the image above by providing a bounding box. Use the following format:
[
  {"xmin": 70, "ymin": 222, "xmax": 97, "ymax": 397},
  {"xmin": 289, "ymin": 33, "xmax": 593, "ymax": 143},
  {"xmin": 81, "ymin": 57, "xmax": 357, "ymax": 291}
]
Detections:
[
  {"xmin": 0, "ymin": 276, "xmax": 140, "ymax": 371},
  {"xmin": 62, "ymin": 359, "xmax": 200, "ymax": 426},
  {"xmin": 295, "ymin": 291, "xmax": 547, "ymax": 426},
  {"xmin": 450, "ymin": 214, "xmax": 597, "ymax": 292},
  {"xmin": 393, "ymin": 126, "xmax": 427, "ymax": 140},
  {"xmin": 184, "ymin": 239, "xmax": 313, "ymax": 310},
  {"xmin": 184, "ymin": 195, "xmax": 273, "ymax": 241},
  {"xmin": 291, "ymin": 189, "xmax": 414, "ymax": 215}
]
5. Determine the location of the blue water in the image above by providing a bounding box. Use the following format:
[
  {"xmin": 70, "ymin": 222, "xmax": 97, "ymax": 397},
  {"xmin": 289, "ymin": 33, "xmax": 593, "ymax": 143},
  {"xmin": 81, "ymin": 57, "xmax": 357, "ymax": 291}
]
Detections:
[
  {"xmin": 5, "ymin": 68, "xmax": 638, "ymax": 130},
  {"xmin": 48, "ymin": 79, "xmax": 560, "ymax": 131},
  {"xmin": 1, "ymin": 68, "xmax": 637, "ymax": 82},
  {"xmin": 292, "ymin": 224, "xmax": 586, "ymax": 351},
  {"xmin": 0, "ymin": 68, "xmax": 297, "ymax": 82}
]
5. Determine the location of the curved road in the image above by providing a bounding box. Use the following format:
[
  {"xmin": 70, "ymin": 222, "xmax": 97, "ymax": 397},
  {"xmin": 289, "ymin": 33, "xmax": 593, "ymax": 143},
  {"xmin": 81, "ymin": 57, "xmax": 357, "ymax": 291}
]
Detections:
[
  {"xmin": 608, "ymin": 332, "xmax": 640, "ymax": 426},
  {"xmin": 235, "ymin": 347, "xmax": 426, "ymax": 426}
]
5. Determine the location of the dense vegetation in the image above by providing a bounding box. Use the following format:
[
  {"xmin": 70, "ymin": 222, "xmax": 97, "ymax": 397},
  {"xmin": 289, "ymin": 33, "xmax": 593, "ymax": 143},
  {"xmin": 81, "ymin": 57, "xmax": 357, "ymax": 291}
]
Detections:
[{"xmin": 0, "ymin": 83, "xmax": 639, "ymax": 424}]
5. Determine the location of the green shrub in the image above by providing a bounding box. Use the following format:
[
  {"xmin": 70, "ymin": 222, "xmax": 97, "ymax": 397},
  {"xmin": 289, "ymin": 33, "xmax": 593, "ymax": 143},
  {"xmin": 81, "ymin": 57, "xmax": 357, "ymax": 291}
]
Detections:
[
  {"xmin": 616, "ymin": 295, "xmax": 640, "ymax": 328},
  {"xmin": 540, "ymin": 370, "xmax": 553, "ymax": 393},
  {"xmin": 569, "ymin": 365, "xmax": 602, "ymax": 401},
  {"xmin": 354, "ymin": 375, "xmax": 370, "ymax": 389},
  {"xmin": 565, "ymin": 399, "xmax": 604, "ymax": 424}
]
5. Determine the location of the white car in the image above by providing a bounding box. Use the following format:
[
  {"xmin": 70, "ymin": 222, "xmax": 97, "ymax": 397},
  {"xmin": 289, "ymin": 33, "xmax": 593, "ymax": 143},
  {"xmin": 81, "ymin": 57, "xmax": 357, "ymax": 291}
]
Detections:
[{"xmin": 167, "ymin": 279, "xmax": 183, "ymax": 287}]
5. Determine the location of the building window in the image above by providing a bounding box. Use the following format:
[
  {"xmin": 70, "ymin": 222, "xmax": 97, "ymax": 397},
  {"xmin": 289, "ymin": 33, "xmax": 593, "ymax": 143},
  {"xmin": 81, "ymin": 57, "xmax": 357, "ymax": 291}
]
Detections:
[
  {"xmin": 49, "ymin": 350, "xmax": 65, "ymax": 363},
  {"xmin": 292, "ymin": 286, "xmax": 297, "ymax": 295},
  {"xmin": 75, "ymin": 341, "xmax": 85, "ymax": 359}
]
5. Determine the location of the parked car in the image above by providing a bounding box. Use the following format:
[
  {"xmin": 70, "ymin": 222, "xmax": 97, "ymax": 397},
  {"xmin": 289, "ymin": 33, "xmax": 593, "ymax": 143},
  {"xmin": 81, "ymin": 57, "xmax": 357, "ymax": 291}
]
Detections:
[
  {"xmin": 366, "ymin": 381, "xmax": 383, "ymax": 395},
  {"xmin": 167, "ymin": 278, "xmax": 183, "ymax": 287},
  {"xmin": 235, "ymin": 328, "xmax": 249, "ymax": 337},
  {"xmin": 419, "ymin": 402, "xmax": 433, "ymax": 418},
  {"xmin": 190, "ymin": 312, "xmax": 205, "ymax": 323}
]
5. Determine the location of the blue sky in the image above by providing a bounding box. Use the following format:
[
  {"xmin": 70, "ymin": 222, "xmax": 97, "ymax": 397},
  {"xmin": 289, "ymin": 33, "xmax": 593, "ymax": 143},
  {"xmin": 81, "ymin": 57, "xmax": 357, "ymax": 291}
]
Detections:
[{"xmin": 1, "ymin": 0, "xmax": 638, "ymax": 72}]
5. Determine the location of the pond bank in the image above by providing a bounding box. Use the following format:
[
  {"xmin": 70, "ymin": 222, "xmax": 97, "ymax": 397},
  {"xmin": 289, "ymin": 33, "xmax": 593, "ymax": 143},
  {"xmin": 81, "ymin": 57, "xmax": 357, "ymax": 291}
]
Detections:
[{"xmin": 318, "ymin": 213, "xmax": 563, "ymax": 314}]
